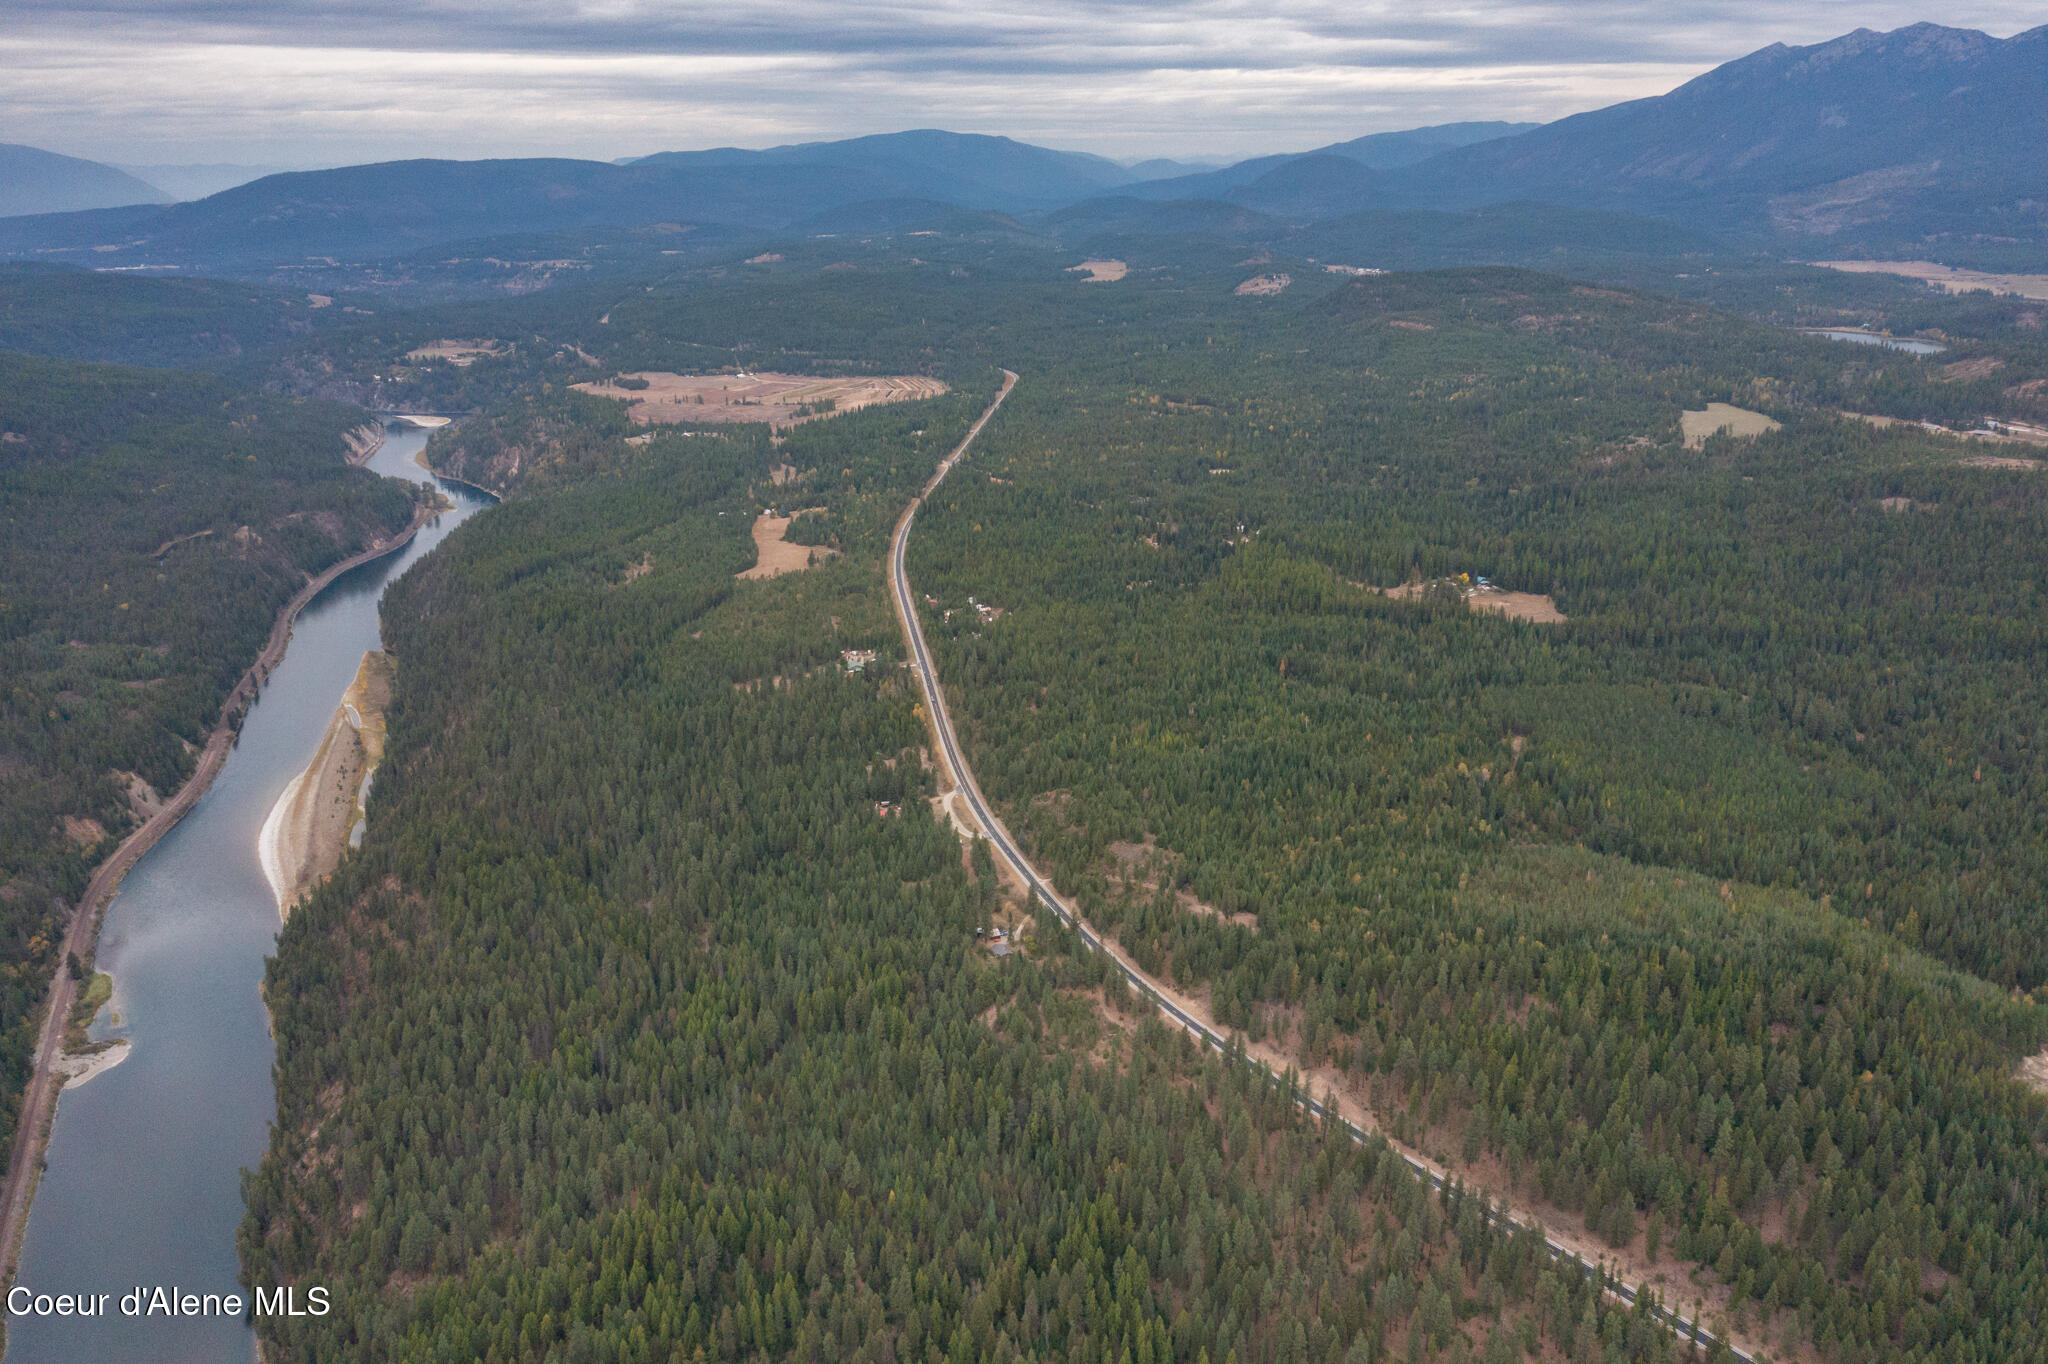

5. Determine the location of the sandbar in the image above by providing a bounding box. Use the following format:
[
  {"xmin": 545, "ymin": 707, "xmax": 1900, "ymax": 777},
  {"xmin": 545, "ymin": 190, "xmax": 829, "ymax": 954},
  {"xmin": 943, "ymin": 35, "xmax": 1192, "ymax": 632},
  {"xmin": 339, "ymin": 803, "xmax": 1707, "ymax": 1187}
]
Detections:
[{"xmin": 258, "ymin": 651, "xmax": 393, "ymax": 917}]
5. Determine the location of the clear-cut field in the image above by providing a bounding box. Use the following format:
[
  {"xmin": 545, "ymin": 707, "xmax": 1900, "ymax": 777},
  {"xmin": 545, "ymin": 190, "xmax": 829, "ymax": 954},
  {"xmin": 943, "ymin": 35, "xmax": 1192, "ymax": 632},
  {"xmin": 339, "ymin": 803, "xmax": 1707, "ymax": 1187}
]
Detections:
[
  {"xmin": 572, "ymin": 371, "xmax": 948, "ymax": 429},
  {"xmin": 737, "ymin": 510, "xmax": 837, "ymax": 580},
  {"xmin": 1681, "ymin": 402, "xmax": 1780, "ymax": 448},
  {"xmin": 1809, "ymin": 259, "xmax": 2048, "ymax": 301},
  {"xmin": 404, "ymin": 338, "xmax": 510, "ymax": 366},
  {"xmin": 1234, "ymin": 273, "xmax": 1292, "ymax": 296}
]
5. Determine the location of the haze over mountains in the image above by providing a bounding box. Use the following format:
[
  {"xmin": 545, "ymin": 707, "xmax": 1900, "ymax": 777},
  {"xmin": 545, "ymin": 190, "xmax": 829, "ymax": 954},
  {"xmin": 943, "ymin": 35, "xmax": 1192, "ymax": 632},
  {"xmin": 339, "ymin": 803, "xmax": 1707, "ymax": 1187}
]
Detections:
[
  {"xmin": 0, "ymin": 144, "xmax": 165, "ymax": 218},
  {"xmin": 2, "ymin": 22, "xmax": 2038, "ymax": 275}
]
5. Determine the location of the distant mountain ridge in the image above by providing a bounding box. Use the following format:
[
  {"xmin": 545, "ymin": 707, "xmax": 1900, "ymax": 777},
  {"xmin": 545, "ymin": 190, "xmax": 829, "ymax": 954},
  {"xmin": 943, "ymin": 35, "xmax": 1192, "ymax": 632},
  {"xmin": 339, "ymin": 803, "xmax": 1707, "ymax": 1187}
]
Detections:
[
  {"xmin": 0, "ymin": 25, "xmax": 2039, "ymax": 273},
  {"xmin": 1116, "ymin": 121, "xmax": 1538, "ymax": 203},
  {"xmin": 0, "ymin": 133, "xmax": 1160, "ymax": 269},
  {"xmin": 0, "ymin": 144, "xmax": 165, "ymax": 218},
  {"xmin": 632, "ymin": 130, "xmax": 1139, "ymax": 209},
  {"xmin": 1378, "ymin": 22, "xmax": 2048, "ymax": 245}
]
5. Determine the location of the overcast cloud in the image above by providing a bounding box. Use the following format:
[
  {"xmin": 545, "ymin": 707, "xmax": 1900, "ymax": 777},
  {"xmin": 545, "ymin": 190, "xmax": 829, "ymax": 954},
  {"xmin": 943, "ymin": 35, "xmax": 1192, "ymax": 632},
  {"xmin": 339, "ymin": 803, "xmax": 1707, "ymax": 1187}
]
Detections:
[{"xmin": 5, "ymin": 1, "xmax": 2042, "ymax": 166}]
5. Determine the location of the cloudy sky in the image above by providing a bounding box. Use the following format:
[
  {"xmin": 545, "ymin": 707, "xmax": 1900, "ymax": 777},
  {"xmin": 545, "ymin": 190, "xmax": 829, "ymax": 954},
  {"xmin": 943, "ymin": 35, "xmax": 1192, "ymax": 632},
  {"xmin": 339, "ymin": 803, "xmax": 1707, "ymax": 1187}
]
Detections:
[{"xmin": 6, "ymin": 1, "xmax": 2042, "ymax": 167}]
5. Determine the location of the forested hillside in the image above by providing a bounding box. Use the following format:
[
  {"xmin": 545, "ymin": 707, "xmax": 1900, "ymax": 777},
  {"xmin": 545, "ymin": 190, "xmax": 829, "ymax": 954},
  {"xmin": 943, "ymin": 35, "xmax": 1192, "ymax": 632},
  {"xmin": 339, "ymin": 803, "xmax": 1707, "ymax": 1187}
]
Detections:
[
  {"xmin": 246, "ymin": 388, "xmax": 1715, "ymax": 1364},
  {"xmin": 0, "ymin": 264, "xmax": 358, "ymax": 371},
  {"xmin": 243, "ymin": 249, "xmax": 2048, "ymax": 1363},
  {"xmin": 0, "ymin": 350, "xmax": 416, "ymax": 1167},
  {"xmin": 901, "ymin": 269, "xmax": 2048, "ymax": 1361}
]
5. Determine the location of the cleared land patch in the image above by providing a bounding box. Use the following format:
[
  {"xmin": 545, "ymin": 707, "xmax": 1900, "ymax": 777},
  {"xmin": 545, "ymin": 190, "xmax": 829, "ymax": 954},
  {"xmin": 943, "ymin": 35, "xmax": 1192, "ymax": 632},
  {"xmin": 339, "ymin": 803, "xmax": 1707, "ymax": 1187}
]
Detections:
[
  {"xmin": 1681, "ymin": 403, "xmax": 1780, "ymax": 449},
  {"xmin": 1940, "ymin": 356, "xmax": 2005, "ymax": 382},
  {"xmin": 1234, "ymin": 274, "xmax": 1292, "ymax": 296},
  {"xmin": 405, "ymin": 338, "xmax": 510, "ymax": 366},
  {"xmin": 1370, "ymin": 578, "xmax": 1567, "ymax": 624},
  {"xmin": 573, "ymin": 371, "xmax": 947, "ymax": 430},
  {"xmin": 1959, "ymin": 454, "xmax": 2043, "ymax": 471},
  {"xmin": 2020, "ymin": 1049, "xmax": 2048, "ymax": 1097},
  {"xmin": 1471, "ymin": 590, "xmax": 1568, "ymax": 624},
  {"xmin": 1067, "ymin": 259, "xmax": 1127, "ymax": 283},
  {"xmin": 1103, "ymin": 838, "xmax": 1258, "ymax": 932},
  {"xmin": 1809, "ymin": 259, "xmax": 2048, "ymax": 301},
  {"xmin": 737, "ymin": 510, "xmax": 837, "ymax": 580}
]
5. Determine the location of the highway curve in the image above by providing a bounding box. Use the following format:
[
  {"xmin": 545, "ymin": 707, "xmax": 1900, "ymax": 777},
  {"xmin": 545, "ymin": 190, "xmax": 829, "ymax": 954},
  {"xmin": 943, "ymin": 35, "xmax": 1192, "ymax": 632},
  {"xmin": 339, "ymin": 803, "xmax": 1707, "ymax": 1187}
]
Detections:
[{"xmin": 888, "ymin": 367, "xmax": 1759, "ymax": 1364}]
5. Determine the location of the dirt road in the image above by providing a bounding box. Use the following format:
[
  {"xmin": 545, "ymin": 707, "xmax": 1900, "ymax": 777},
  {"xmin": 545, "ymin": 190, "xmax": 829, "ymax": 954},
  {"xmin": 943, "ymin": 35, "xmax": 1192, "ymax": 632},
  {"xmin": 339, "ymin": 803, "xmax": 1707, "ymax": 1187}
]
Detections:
[
  {"xmin": 0, "ymin": 499, "xmax": 438, "ymax": 1291},
  {"xmin": 888, "ymin": 369, "xmax": 1763, "ymax": 1364}
]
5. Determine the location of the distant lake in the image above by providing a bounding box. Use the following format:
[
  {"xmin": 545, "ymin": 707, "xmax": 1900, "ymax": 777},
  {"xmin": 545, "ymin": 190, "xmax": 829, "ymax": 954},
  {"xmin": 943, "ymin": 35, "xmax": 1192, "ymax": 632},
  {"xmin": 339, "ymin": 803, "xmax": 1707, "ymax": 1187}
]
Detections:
[{"xmin": 1798, "ymin": 327, "xmax": 1947, "ymax": 355}]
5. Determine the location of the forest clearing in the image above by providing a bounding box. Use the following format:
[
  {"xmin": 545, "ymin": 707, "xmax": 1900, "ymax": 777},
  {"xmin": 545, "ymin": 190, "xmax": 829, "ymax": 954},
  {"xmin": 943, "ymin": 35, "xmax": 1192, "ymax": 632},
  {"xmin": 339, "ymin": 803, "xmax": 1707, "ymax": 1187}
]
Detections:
[
  {"xmin": 2020, "ymin": 1048, "xmax": 2048, "ymax": 1096},
  {"xmin": 1469, "ymin": 588, "xmax": 1568, "ymax": 623},
  {"xmin": 1808, "ymin": 259, "xmax": 2048, "ymax": 301},
  {"xmin": 736, "ymin": 509, "xmax": 836, "ymax": 579},
  {"xmin": 1371, "ymin": 577, "xmax": 1566, "ymax": 623},
  {"xmin": 573, "ymin": 370, "xmax": 947, "ymax": 428},
  {"xmin": 404, "ymin": 338, "xmax": 510, "ymax": 365},
  {"xmin": 1234, "ymin": 273, "xmax": 1292, "ymax": 295},
  {"xmin": 1681, "ymin": 403, "xmax": 1780, "ymax": 447},
  {"xmin": 1067, "ymin": 259, "xmax": 1126, "ymax": 282}
]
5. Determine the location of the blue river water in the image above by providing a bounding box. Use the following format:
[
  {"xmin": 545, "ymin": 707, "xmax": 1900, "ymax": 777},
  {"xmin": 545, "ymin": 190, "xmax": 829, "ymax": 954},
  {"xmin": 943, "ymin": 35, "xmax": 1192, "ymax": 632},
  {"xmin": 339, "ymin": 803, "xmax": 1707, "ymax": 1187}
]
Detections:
[
  {"xmin": 1799, "ymin": 326, "xmax": 1948, "ymax": 355},
  {"xmin": 5, "ymin": 426, "xmax": 490, "ymax": 1362}
]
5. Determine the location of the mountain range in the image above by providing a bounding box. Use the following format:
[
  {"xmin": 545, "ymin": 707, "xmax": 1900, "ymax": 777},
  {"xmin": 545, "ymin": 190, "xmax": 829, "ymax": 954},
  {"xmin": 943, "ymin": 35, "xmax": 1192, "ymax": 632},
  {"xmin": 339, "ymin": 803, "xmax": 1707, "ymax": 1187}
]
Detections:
[
  {"xmin": 1372, "ymin": 22, "xmax": 2048, "ymax": 243},
  {"xmin": 0, "ymin": 144, "xmax": 165, "ymax": 218},
  {"xmin": 1, "ymin": 23, "xmax": 2038, "ymax": 273}
]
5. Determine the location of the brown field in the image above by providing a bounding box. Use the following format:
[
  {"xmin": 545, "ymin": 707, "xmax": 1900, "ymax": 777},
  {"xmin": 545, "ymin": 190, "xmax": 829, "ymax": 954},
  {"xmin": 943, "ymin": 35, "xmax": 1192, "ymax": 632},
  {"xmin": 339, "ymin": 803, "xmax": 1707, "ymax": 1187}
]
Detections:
[
  {"xmin": 1842, "ymin": 411, "xmax": 2048, "ymax": 448},
  {"xmin": 1959, "ymin": 454, "xmax": 2043, "ymax": 471},
  {"xmin": 61, "ymin": 816, "xmax": 106, "ymax": 849},
  {"xmin": 405, "ymin": 338, "xmax": 510, "ymax": 366},
  {"xmin": 1470, "ymin": 590, "xmax": 1567, "ymax": 624},
  {"xmin": 574, "ymin": 371, "xmax": 947, "ymax": 430},
  {"xmin": 1940, "ymin": 356, "xmax": 2005, "ymax": 382},
  {"xmin": 2021, "ymin": 1049, "xmax": 2048, "ymax": 1097},
  {"xmin": 1681, "ymin": 403, "xmax": 1781, "ymax": 449},
  {"xmin": 1234, "ymin": 274, "xmax": 1292, "ymax": 296},
  {"xmin": 737, "ymin": 510, "xmax": 838, "ymax": 580},
  {"xmin": 1369, "ymin": 579, "xmax": 1566, "ymax": 624},
  {"xmin": 1808, "ymin": 259, "xmax": 2048, "ymax": 301},
  {"xmin": 1068, "ymin": 259, "xmax": 1127, "ymax": 283}
]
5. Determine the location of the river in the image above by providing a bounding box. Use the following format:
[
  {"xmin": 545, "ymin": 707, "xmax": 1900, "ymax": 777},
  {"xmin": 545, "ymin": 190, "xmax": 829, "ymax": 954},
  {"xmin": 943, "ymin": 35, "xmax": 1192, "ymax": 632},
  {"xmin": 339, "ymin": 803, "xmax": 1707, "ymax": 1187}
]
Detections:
[
  {"xmin": 4, "ymin": 425, "xmax": 491, "ymax": 1363},
  {"xmin": 1797, "ymin": 326, "xmax": 1948, "ymax": 355}
]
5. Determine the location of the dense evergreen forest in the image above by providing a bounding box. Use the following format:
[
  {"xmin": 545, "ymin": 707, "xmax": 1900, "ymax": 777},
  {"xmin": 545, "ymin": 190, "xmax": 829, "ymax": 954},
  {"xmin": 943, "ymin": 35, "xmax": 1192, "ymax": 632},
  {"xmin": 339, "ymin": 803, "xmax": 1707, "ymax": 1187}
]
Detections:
[
  {"xmin": 0, "ymin": 264, "xmax": 363, "ymax": 372},
  {"xmin": 230, "ymin": 248, "xmax": 2048, "ymax": 1362},
  {"xmin": 905, "ymin": 270, "xmax": 2048, "ymax": 1361},
  {"xmin": 249, "ymin": 393, "xmax": 1723, "ymax": 1364},
  {"xmin": 0, "ymin": 348, "xmax": 415, "ymax": 1168}
]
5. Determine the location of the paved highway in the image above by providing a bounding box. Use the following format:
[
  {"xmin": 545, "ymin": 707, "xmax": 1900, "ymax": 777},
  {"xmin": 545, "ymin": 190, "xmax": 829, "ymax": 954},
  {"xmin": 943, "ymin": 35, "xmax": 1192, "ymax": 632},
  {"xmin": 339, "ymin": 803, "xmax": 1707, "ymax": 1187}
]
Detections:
[{"xmin": 888, "ymin": 367, "xmax": 1754, "ymax": 1364}]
